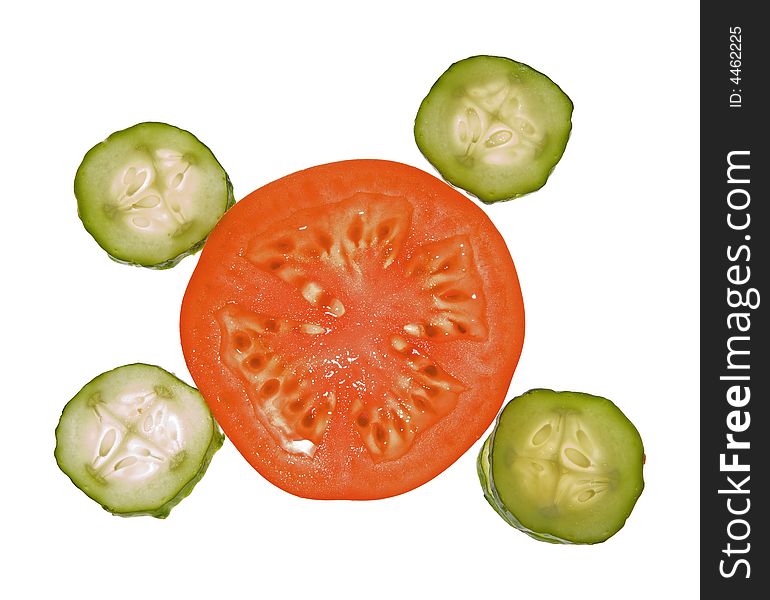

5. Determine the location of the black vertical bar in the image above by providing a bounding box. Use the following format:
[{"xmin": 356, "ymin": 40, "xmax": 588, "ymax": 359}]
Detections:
[{"xmin": 701, "ymin": 3, "xmax": 767, "ymax": 596}]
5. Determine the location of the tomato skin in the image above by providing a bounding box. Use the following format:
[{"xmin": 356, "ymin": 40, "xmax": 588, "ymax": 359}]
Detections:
[{"xmin": 180, "ymin": 160, "xmax": 524, "ymax": 499}]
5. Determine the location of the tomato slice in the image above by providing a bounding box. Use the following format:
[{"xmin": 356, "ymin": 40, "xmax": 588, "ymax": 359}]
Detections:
[{"xmin": 180, "ymin": 160, "xmax": 524, "ymax": 499}]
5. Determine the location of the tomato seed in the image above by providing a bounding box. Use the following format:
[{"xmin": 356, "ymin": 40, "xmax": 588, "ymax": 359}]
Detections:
[
  {"xmin": 442, "ymin": 290, "xmax": 470, "ymax": 302},
  {"xmin": 347, "ymin": 219, "xmax": 363, "ymax": 244},
  {"xmin": 391, "ymin": 413, "xmax": 407, "ymax": 433},
  {"xmin": 422, "ymin": 365, "xmax": 439, "ymax": 377},
  {"xmin": 316, "ymin": 232, "xmax": 332, "ymax": 252},
  {"xmin": 452, "ymin": 320, "xmax": 468, "ymax": 334},
  {"xmin": 260, "ymin": 379, "xmax": 280, "ymax": 397},
  {"xmin": 288, "ymin": 397, "xmax": 306, "ymax": 413},
  {"xmin": 373, "ymin": 423, "xmax": 388, "ymax": 445},
  {"xmin": 233, "ymin": 332, "xmax": 251, "ymax": 351},
  {"xmin": 274, "ymin": 238, "xmax": 294, "ymax": 252},
  {"xmin": 246, "ymin": 354, "xmax": 265, "ymax": 370}
]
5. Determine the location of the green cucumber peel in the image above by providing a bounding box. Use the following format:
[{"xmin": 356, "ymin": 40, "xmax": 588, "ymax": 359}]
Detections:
[
  {"xmin": 55, "ymin": 363, "xmax": 224, "ymax": 518},
  {"xmin": 75, "ymin": 122, "xmax": 234, "ymax": 269},
  {"xmin": 415, "ymin": 55, "xmax": 573, "ymax": 203},
  {"xmin": 478, "ymin": 388, "xmax": 644, "ymax": 544}
]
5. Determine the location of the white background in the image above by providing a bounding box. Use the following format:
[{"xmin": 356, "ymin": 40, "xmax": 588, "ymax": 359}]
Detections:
[{"xmin": 1, "ymin": 1, "xmax": 699, "ymax": 598}]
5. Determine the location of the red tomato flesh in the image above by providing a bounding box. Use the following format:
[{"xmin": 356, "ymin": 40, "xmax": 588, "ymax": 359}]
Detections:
[{"xmin": 180, "ymin": 160, "xmax": 524, "ymax": 499}]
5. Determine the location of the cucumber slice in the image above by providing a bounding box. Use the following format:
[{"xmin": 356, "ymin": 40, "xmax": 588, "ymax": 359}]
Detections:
[
  {"xmin": 75, "ymin": 122, "xmax": 234, "ymax": 268},
  {"xmin": 55, "ymin": 364, "xmax": 224, "ymax": 518},
  {"xmin": 478, "ymin": 389, "xmax": 644, "ymax": 544},
  {"xmin": 414, "ymin": 56, "xmax": 573, "ymax": 203}
]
